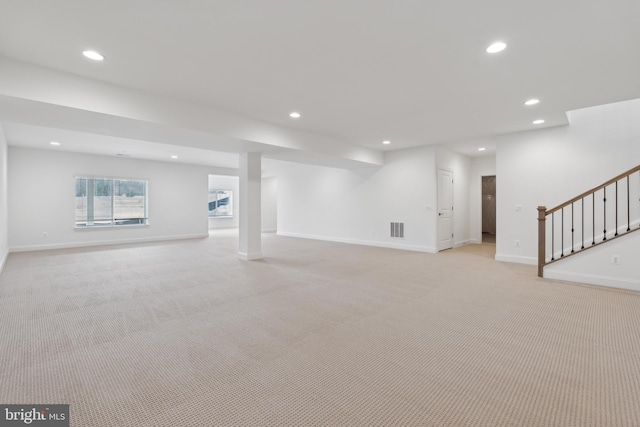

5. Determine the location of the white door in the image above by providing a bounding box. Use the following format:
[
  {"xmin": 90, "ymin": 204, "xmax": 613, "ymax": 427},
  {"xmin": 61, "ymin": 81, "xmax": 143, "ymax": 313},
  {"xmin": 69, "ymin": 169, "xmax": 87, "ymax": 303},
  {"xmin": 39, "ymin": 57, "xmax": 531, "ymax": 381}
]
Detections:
[{"xmin": 437, "ymin": 169, "xmax": 453, "ymax": 251}]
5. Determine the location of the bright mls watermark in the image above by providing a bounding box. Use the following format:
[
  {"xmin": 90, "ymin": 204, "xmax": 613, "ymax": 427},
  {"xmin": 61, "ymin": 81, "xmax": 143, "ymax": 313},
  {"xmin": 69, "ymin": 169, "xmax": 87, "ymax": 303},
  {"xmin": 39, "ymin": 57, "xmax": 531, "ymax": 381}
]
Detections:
[{"xmin": 1, "ymin": 405, "xmax": 69, "ymax": 426}]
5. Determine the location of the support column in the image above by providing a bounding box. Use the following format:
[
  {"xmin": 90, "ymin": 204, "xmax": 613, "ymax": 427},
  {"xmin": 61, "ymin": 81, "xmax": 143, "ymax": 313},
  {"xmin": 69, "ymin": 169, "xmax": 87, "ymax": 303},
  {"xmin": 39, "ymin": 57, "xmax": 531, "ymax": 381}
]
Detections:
[{"xmin": 239, "ymin": 152, "xmax": 262, "ymax": 260}]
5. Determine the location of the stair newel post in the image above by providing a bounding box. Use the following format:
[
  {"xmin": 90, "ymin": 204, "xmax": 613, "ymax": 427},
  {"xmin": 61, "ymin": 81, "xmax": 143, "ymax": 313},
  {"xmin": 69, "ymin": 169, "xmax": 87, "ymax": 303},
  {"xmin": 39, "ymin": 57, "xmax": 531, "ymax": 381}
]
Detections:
[{"xmin": 537, "ymin": 206, "xmax": 547, "ymax": 278}]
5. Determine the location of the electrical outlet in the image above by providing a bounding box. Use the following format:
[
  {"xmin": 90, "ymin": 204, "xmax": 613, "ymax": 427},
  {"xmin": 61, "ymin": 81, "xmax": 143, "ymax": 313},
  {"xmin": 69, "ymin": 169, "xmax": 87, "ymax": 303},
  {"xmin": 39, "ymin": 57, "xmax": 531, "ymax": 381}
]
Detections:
[
  {"xmin": 515, "ymin": 204, "xmax": 523, "ymax": 212},
  {"xmin": 515, "ymin": 240, "xmax": 520, "ymax": 247},
  {"xmin": 42, "ymin": 232, "xmax": 47, "ymax": 238},
  {"xmin": 611, "ymin": 254, "xmax": 621, "ymax": 265}
]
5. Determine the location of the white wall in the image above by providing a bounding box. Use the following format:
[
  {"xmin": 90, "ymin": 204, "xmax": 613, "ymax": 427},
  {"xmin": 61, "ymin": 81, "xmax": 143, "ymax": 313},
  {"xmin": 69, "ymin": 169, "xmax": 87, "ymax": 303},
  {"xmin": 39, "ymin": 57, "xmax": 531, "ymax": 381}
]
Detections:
[
  {"xmin": 8, "ymin": 147, "xmax": 214, "ymax": 251},
  {"xmin": 469, "ymin": 156, "xmax": 497, "ymax": 244},
  {"xmin": 206, "ymin": 174, "xmax": 278, "ymax": 232},
  {"xmin": 495, "ymin": 99, "xmax": 640, "ymax": 266},
  {"xmin": 0, "ymin": 125, "xmax": 8, "ymax": 271},
  {"xmin": 261, "ymin": 177, "xmax": 277, "ymax": 233},
  {"xmin": 208, "ymin": 175, "xmax": 239, "ymax": 230},
  {"xmin": 545, "ymin": 232, "xmax": 640, "ymax": 291},
  {"xmin": 275, "ymin": 144, "xmax": 471, "ymax": 252}
]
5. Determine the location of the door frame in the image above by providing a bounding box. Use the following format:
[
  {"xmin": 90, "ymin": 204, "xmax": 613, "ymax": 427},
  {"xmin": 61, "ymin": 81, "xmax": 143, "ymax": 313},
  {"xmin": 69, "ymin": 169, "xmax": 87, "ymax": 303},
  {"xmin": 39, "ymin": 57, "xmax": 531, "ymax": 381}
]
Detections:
[
  {"xmin": 481, "ymin": 175, "xmax": 497, "ymax": 243},
  {"xmin": 437, "ymin": 168, "xmax": 454, "ymax": 251}
]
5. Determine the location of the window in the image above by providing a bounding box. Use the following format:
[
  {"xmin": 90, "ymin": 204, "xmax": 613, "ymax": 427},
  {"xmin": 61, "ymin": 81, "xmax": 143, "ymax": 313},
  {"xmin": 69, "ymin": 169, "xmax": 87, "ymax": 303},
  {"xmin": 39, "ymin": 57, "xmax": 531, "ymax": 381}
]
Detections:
[
  {"xmin": 75, "ymin": 177, "xmax": 148, "ymax": 227},
  {"xmin": 208, "ymin": 190, "xmax": 233, "ymax": 217}
]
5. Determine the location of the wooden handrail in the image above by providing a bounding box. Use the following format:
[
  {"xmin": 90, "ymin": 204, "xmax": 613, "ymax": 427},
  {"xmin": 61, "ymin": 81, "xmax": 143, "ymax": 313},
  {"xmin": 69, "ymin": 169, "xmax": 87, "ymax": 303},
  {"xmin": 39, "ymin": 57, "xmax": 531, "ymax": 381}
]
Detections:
[
  {"xmin": 538, "ymin": 163, "xmax": 640, "ymax": 277},
  {"xmin": 546, "ymin": 164, "xmax": 640, "ymax": 215}
]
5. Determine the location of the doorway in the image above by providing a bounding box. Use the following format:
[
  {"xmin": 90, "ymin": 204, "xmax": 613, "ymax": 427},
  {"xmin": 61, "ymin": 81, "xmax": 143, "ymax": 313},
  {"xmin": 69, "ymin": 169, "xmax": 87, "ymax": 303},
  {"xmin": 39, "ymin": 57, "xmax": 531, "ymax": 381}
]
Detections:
[
  {"xmin": 437, "ymin": 168, "xmax": 454, "ymax": 251},
  {"xmin": 482, "ymin": 175, "xmax": 496, "ymax": 244}
]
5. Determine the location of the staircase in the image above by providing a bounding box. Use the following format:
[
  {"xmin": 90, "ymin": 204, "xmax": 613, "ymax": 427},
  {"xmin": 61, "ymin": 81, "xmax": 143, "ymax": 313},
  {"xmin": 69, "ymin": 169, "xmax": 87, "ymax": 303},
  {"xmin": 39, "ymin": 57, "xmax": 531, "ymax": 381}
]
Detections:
[{"xmin": 537, "ymin": 165, "xmax": 640, "ymax": 277}]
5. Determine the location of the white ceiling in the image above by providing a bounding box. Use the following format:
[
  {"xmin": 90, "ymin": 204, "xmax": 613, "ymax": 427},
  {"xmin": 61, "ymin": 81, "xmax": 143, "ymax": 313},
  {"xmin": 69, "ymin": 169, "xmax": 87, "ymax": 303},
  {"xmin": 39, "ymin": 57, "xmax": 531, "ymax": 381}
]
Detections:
[
  {"xmin": 1, "ymin": 122, "xmax": 242, "ymax": 169},
  {"xmin": 0, "ymin": 0, "xmax": 638, "ymax": 164}
]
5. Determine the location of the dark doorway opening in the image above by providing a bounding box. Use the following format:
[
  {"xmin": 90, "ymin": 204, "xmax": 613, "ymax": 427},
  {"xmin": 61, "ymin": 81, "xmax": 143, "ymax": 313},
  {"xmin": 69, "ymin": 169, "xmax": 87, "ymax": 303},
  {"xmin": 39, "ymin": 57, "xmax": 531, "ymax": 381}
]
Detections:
[{"xmin": 482, "ymin": 175, "xmax": 496, "ymax": 244}]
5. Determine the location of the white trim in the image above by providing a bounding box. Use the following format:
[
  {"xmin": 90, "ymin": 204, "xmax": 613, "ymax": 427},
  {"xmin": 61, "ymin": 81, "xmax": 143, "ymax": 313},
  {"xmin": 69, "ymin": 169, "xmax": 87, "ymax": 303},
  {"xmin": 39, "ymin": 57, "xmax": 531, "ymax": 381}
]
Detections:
[
  {"xmin": 261, "ymin": 229, "xmax": 277, "ymax": 233},
  {"xmin": 208, "ymin": 225, "xmax": 238, "ymax": 230},
  {"xmin": 544, "ymin": 269, "xmax": 640, "ymax": 292},
  {"xmin": 436, "ymin": 167, "xmax": 454, "ymax": 252},
  {"xmin": 74, "ymin": 223, "xmax": 150, "ymax": 230},
  {"xmin": 0, "ymin": 248, "xmax": 8, "ymax": 274},
  {"xmin": 238, "ymin": 251, "xmax": 263, "ymax": 261},
  {"xmin": 495, "ymin": 253, "xmax": 537, "ymax": 265},
  {"xmin": 454, "ymin": 239, "xmax": 473, "ymax": 248},
  {"xmin": 277, "ymin": 231, "xmax": 437, "ymax": 253},
  {"xmin": 8, "ymin": 233, "xmax": 208, "ymax": 253}
]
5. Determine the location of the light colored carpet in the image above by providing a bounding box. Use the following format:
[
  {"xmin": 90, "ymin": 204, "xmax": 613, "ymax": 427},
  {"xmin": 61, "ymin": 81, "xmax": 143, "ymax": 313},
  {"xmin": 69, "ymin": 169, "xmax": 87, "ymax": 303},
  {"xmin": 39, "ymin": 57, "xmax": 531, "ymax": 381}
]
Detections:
[{"xmin": 1, "ymin": 231, "xmax": 640, "ymax": 426}]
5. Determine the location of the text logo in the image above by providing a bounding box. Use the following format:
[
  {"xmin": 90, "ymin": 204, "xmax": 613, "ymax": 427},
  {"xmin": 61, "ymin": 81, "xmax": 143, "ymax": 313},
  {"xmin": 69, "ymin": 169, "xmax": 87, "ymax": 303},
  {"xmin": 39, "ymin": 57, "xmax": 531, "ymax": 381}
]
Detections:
[{"xmin": 1, "ymin": 405, "xmax": 69, "ymax": 426}]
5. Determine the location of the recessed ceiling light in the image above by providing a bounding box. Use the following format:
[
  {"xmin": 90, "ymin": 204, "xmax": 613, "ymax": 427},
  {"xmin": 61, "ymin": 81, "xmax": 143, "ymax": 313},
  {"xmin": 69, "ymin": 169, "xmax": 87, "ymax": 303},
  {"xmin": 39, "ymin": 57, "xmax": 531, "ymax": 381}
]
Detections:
[
  {"xmin": 478, "ymin": 147, "xmax": 486, "ymax": 151},
  {"xmin": 486, "ymin": 42, "xmax": 507, "ymax": 53},
  {"xmin": 171, "ymin": 155, "xmax": 178, "ymax": 159},
  {"xmin": 382, "ymin": 140, "xmax": 391, "ymax": 145},
  {"xmin": 524, "ymin": 99, "xmax": 540, "ymax": 106},
  {"xmin": 82, "ymin": 50, "xmax": 105, "ymax": 61},
  {"xmin": 289, "ymin": 112, "xmax": 301, "ymax": 119},
  {"xmin": 50, "ymin": 141, "xmax": 60, "ymax": 146},
  {"xmin": 533, "ymin": 119, "xmax": 545, "ymax": 125}
]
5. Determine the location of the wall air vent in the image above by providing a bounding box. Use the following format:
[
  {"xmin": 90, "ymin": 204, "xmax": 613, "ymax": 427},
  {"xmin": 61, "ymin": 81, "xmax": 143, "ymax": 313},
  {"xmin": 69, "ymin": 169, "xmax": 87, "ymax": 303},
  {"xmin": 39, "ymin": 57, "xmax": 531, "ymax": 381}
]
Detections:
[{"xmin": 390, "ymin": 222, "xmax": 404, "ymax": 238}]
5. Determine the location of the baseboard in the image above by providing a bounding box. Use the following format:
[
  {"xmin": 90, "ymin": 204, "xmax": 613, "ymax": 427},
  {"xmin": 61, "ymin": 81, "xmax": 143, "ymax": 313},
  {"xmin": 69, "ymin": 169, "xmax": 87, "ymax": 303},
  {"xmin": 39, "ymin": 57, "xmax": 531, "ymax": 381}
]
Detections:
[
  {"xmin": 9, "ymin": 233, "xmax": 209, "ymax": 253},
  {"xmin": 262, "ymin": 228, "xmax": 277, "ymax": 233},
  {"xmin": 544, "ymin": 270, "xmax": 640, "ymax": 292},
  {"xmin": 495, "ymin": 253, "xmax": 537, "ymax": 265},
  {"xmin": 454, "ymin": 239, "xmax": 474, "ymax": 248},
  {"xmin": 277, "ymin": 231, "xmax": 437, "ymax": 253},
  {"xmin": 238, "ymin": 251, "xmax": 263, "ymax": 261}
]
